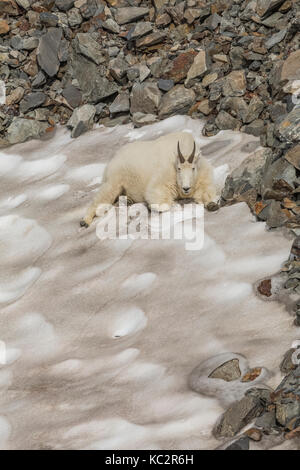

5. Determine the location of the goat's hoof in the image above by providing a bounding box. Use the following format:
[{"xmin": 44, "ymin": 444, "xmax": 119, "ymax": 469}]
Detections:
[
  {"xmin": 80, "ymin": 220, "xmax": 89, "ymax": 228},
  {"xmin": 206, "ymin": 202, "xmax": 219, "ymax": 212}
]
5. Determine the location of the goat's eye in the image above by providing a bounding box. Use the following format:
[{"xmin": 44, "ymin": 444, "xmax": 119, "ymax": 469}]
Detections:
[{"xmin": 178, "ymin": 168, "xmax": 181, "ymax": 171}]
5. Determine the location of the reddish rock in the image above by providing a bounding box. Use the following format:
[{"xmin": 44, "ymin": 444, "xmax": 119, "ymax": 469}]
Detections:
[
  {"xmin": 163, "ymin": 50, "xmax": 197, "ymax": 84},
  {"xmin": 245, "ymin": 428, "xmax": 262, "ymax": 442},
  {"xmin": 258, "ymin": 279, "xmax": 272, "ymax": 297},
  {"xmin": 241, "ymin": 367, "xmax": 262, "ymax": 382},
  {"xmin": 0, "ymin": 19, "xmax": 9, "ymax": 35}
]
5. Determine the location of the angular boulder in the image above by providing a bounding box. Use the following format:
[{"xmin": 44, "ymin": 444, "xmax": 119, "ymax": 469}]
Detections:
[
  {"xmin": 37, "ymin": 28, "xmax": 62, "ymax": 78},
  {"xmin": 159, "ymin": 85, "xmax": 195, "ymax": 119}
]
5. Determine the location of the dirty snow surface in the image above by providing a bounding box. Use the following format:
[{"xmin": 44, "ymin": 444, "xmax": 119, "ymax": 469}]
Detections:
[{"xmin": 0, "ymin": 116, "xmax": 298, "ymax": 450}]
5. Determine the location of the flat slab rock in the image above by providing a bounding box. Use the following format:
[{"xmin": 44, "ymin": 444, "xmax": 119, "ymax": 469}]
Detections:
[
  {"xmin": 214, "ymin": 395, "xmax": 264, "ymax": 438},
  {"xmin": 37, "ymin": 28, "xmax": 62, "ymax": 78}
]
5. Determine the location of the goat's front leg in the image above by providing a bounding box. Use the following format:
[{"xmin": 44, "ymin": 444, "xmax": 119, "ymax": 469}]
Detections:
[
  {"xmin": 193, "ymin": 183, "xmax": 217, "ymax": 208},
  {"xmin": 145, "ymin": 184, "xmax": 175, "ymax": 213}
]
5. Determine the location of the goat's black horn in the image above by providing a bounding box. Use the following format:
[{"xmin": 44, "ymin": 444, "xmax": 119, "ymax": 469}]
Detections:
[
  {"xmin": 177, "ymin": 142, "xmax": 185, "ymax": 163},
  {"xmin": 188, "ymin": 142, "xmax": 196, "ymax": 164}
]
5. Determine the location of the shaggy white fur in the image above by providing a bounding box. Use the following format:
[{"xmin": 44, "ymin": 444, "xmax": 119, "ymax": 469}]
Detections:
[{"xmin": 81, "ymin": 132, "xmax": 216, "ymax": 227}]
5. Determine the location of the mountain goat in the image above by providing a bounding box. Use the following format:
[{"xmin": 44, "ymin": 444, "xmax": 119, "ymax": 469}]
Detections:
[{"xmin": 81, "ymin": 132, "xmax": 216, "ymax": 227}]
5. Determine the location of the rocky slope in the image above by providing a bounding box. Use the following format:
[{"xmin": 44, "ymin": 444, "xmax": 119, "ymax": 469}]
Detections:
[{"xmin": 0, "ymin": 0, "xmax": 299, "ymax": 232}]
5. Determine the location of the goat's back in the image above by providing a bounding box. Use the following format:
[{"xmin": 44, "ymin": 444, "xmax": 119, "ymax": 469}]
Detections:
[{"xmin": 106, "ymin": 132, "xmax": 196, "ymax": 179}]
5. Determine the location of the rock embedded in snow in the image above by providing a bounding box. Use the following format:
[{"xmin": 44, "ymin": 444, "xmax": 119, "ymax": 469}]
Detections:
[
  {"xmin": 159, "ymin": 85, "xmax": 195, "ymax": 119},
  {"xmin": 67, "ymin": 104, "xmax": 96, "ymax": 138},
  {"xmin": 215, "ymin": 111, "xmax": 241, "ymax": 131},
  {"xmin": 214, "ymin": 395, "xmax": 264, "ymax": 438},
  {"xmin": 7, "ymin": 118, "xmax": 49, "ymax": 144},
  {"xmin": 225, "ymin": 436, "xmax": 250, "ymax": 450},
  {"xmin": 209, "ymin": 359, "xmax": 241, "ymax": 382}
]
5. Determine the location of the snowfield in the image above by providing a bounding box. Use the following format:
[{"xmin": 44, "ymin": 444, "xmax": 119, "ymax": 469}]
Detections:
[{"xmin": 0, "ymin": 116, "xmax": 297, "ymax": 450}]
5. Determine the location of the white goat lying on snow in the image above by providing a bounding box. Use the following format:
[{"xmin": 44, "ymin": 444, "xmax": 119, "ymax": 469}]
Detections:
[{"xmin": 81, "ymin": 132, "xmax": 217, "ymax": 227}]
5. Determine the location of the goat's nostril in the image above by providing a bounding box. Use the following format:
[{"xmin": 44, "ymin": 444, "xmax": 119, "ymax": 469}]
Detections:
[{"xmin": 183, "ymin": 187, "xmax": 190, "ymax": 192}]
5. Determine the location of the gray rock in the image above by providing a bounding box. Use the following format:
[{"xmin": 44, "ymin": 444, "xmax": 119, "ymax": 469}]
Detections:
[
  {"xmin": 37, "ymin": 28, "xmax": 62, "ymax": 77},
  {"xmin": 244, "ymin": 97, "xmax": 264, "ymax": 124},
  {"xmin": 136, "ymin": 32, "xmax": 167, "ymax": 49},
  {"xmin": 130, "ymin": 82, "xmax": 161, "ymax": 115},
  {"xmin": 55, "ymin": 0, "xmax": 74, "ymax": 11},
  {"xmin": 40, "ymin": 12, "xmax": 58, "ymax": 27},
  {"xmin": 109, "ymin": 93, "xmax": 130, "ymax": 115},
  {"xmin": 255, "ymin": 410, "xmax": 277, "ymax": 431},
  {"xmin": 75, "ymin": 33, "xmax": 105, "ymax": 65},
  {"xmin": 108, "ymin": 47, "xmax": 119, "ymax": 58},
  {"xmin": 109, "ymin": 57, "xmax": 128, "ymax": 84},
  {"xmin": 11, "ymin": 36, "xmax": 39, "ymax": 51},
  {"xmin": 242, "ymin": 120, "xmax": 265, "ymax": 137},
  {"xmin": 15, "ymin": 0, "xmax": 31, "ymax": 9},
  {"xmin": 256, "ymin": 0, "xmax": 286, "ymax": 18},
  {"xmin": 276, "ymin": 402, "xmax": 300, "ymax": 427},
  {"xmin": 277, "ymin": 108, "xmax": 300, "ymax": 144},
  {"xmin": 223, "ymin": 70, "xmax": 246, "ymax": 97},
  {"xmin": 114, "ymin": 7, "xmax": 149, "ymax": 25},
  {"xmin": 214, "ymin": 395, "xmax": 263, "ymax": 438},
  {"xmin": 32, "ymin": 71, "xmax": 46, "ymax": 88},
  {"xmin": 67, "ymin": 104, "xmax": 96, "ymax": 138},
  {"xmin": 280, "ymin": 349, "xmax": 298, "ymax": 374},
  {"xmin": 258, "ymin": 200, "xmax": 289, "ymax": 228},
  {"xmin": 281, "ymin": 50, "xmax": 300, "ymax": 82},
  {"xmin": 265, "ymin": 28, "xmax": 287, "ymax": 50},
  {"xmin": 159, "ymin": 85, "xmax": 195, "ymax": 119},
  {"xmin": 225, "ymin": 436, "xmax": 250, "ymax": 450},
  {"xmin": 222, "ymin": 148, "xmax": 271, "ymax": 202},
  {"xmin": 80, "ymin": 0, "xmax": 101, "ymax": 19},
  {"xmin": 71, "ymin": 52, "xmax": 118, "ymax": 103},
  {"xmin": 62, "ymin": 84, "xmax": 82, "ymax": 108},
  {"xmin": 261, "ymin": 156, "xmax": 296, "ymax": 198},
  {"xmin": 132, "ymin": 112, "xmax": 157, "ymax": 127},
  {"xmin": 20, "ymin": 92, "xmax": 47, "ymax": 114},
  {"xmin": 7, "ymin": 118, "xmax": 49, "ymax": 145},
  {"xmin": 216, "ymin": 111, "xmax": 241, "ymax": 131},
  {"xmin": 203, "ymin": 13, "xmax": 221, "ymax": 31},
  {"xmin": 209, "ymin": 359, "xmax": 241, "ymax": 382},
  {"xmin": 284, "ymin": 145, "xmax": 300, "ymax": 171},
  {"xmin": 102, "ymin": 18, "xmax": 120, "ymax": 34},
  {"xmin": 67, "ymin": 8, "xmax": 83, "ymax": 28},
  {"xmin": 127, "ymin": 22, "xmax": 153, "ymax": 40},
  {"xmin": 157, "ymin": 79, "xmax": 174, "ymax": 92}
]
